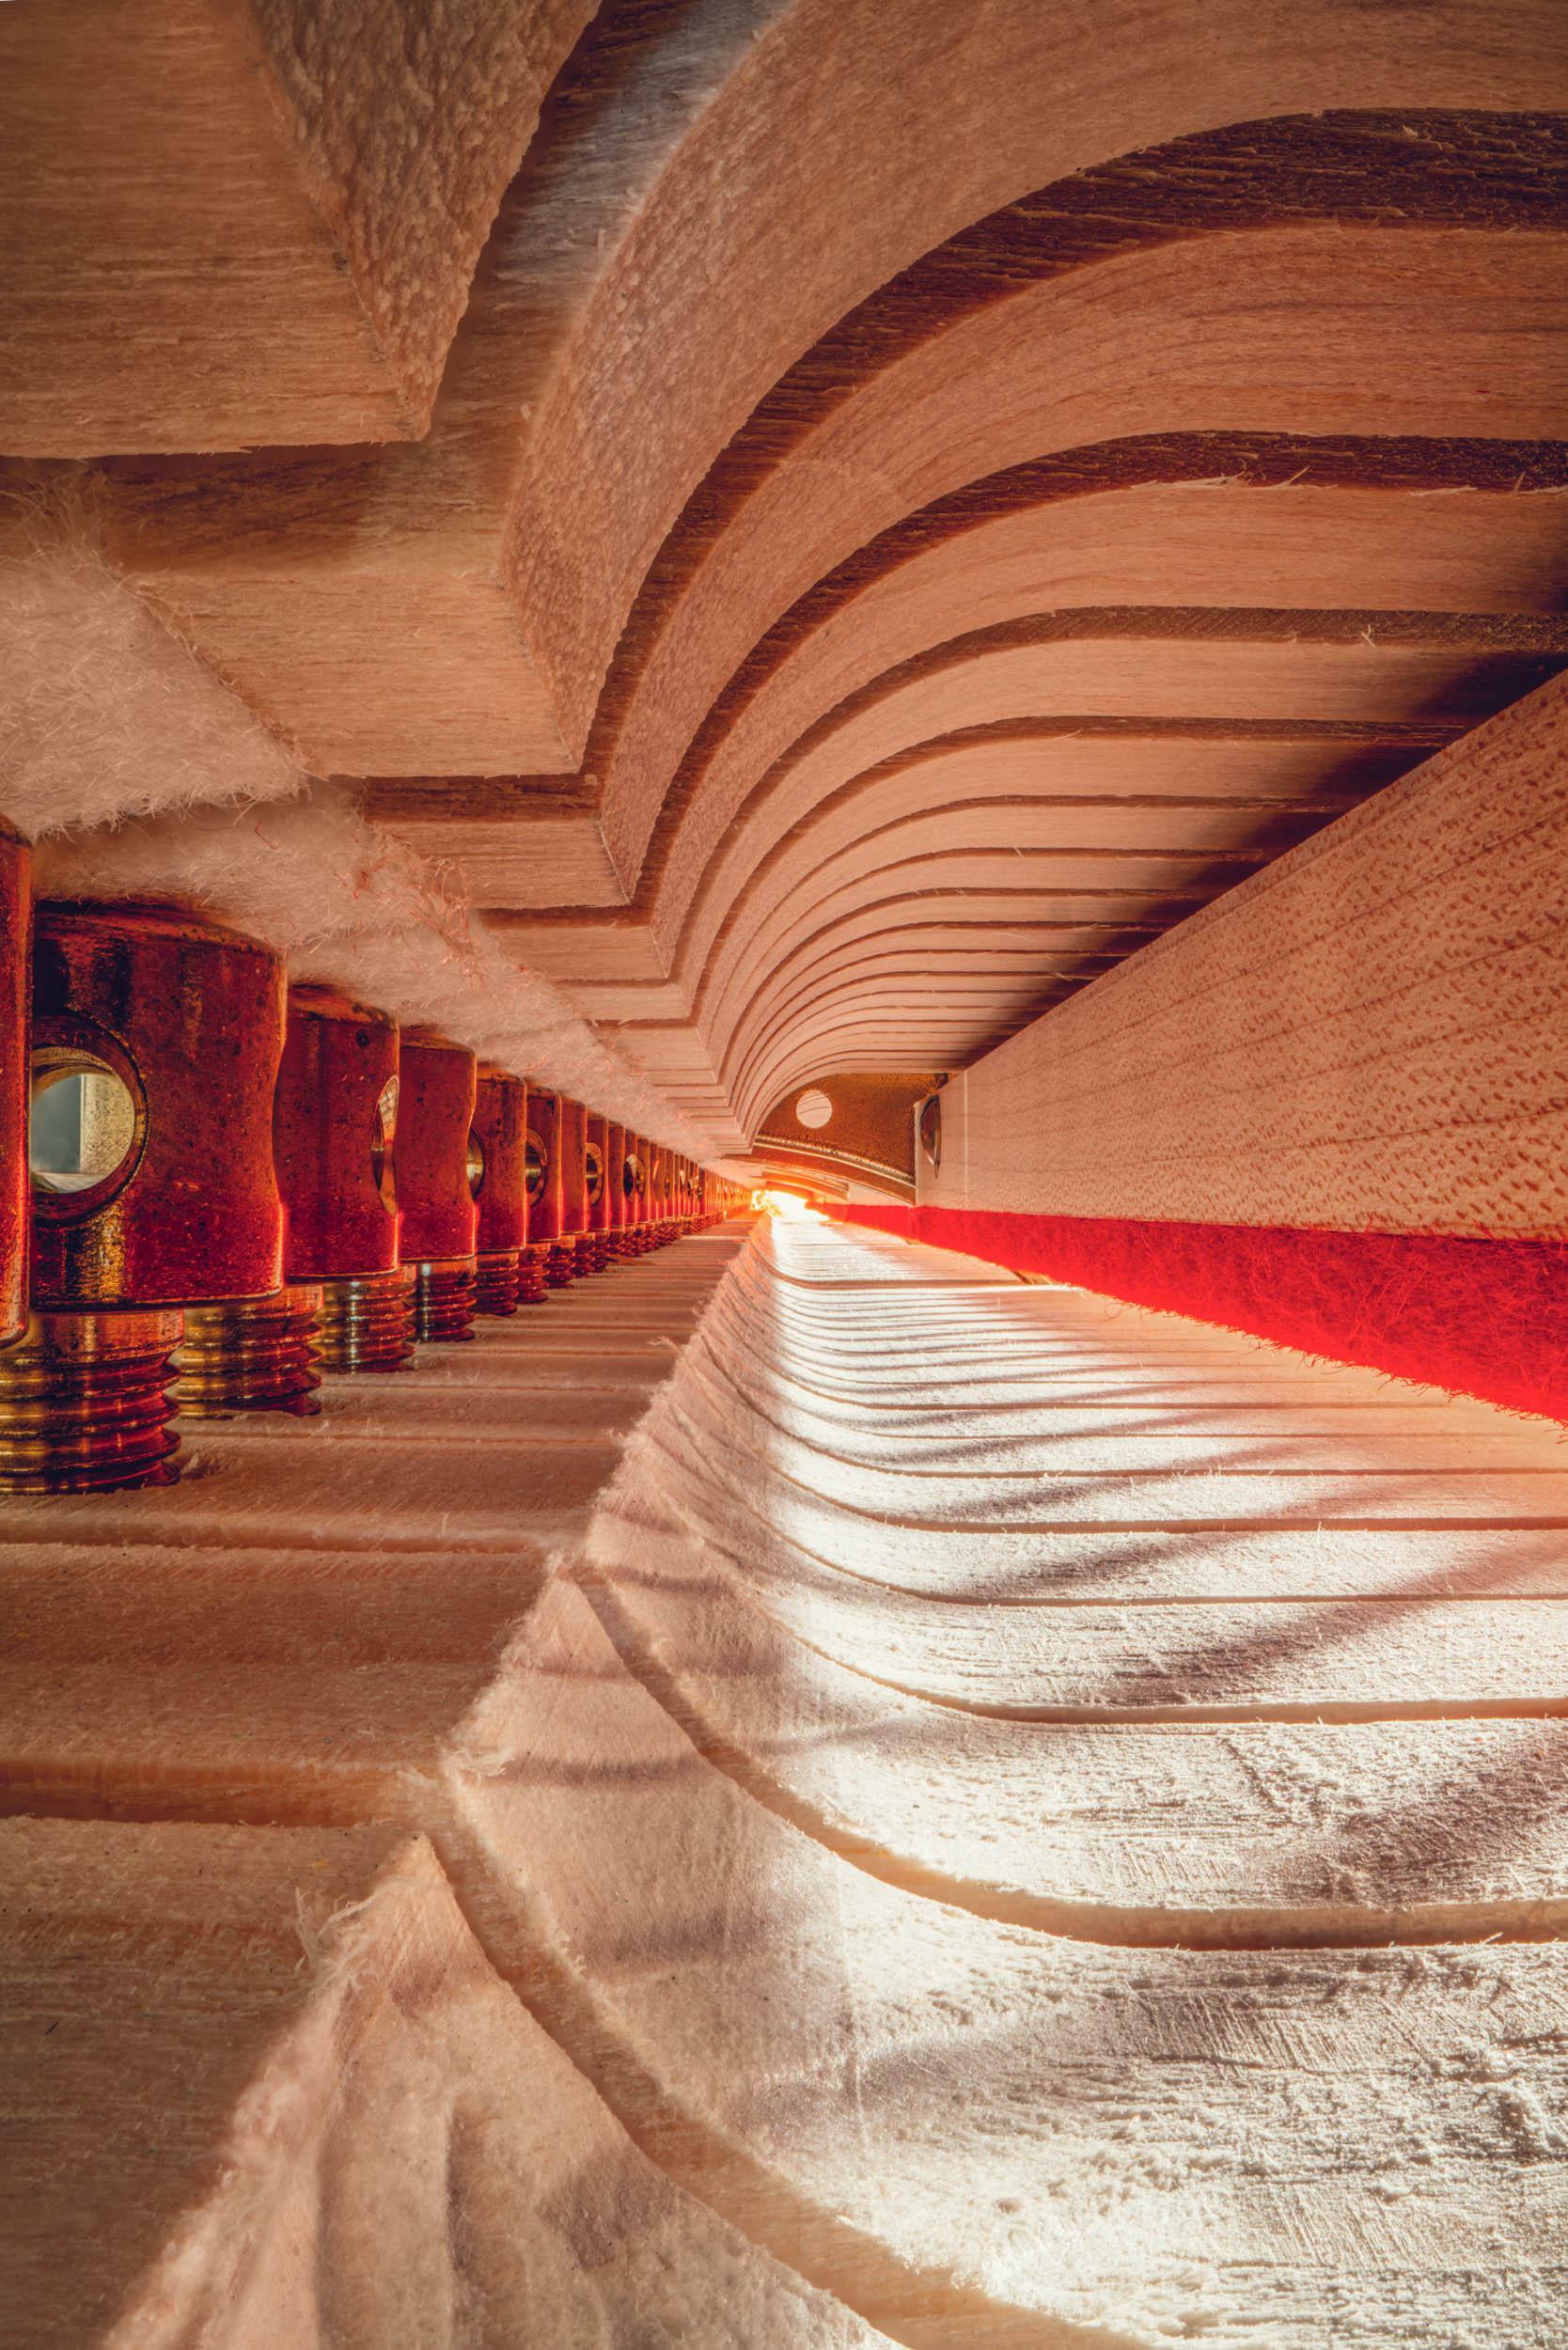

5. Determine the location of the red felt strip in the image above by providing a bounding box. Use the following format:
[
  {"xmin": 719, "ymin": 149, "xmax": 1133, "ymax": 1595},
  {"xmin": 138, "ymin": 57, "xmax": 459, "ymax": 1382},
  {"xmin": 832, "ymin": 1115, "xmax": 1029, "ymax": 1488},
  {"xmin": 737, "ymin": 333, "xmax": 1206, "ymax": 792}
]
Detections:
[{"xmin": 826, "ymin": 1203, "xmax": 1568, "ymax": 1425}]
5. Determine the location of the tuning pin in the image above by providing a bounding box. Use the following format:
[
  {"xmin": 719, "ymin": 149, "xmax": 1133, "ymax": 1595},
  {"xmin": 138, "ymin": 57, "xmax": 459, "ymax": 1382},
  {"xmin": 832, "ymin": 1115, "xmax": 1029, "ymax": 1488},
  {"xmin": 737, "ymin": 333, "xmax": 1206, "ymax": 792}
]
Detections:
[
  {"xmin": 602, "ymin": 1122, "xmax": 629, "ymax": 1263},
  {"xmin": 649, "ymin": 1143, "xmax": 673, "ymax": 1248},
  {"xmin": 582, "ymin": 1114, "xmax": 610, "ymax": 1273},
  {"xmin": 399, "ymin": 1030, "xmax": 478, "ymax": 1342},
  {"xmin": 176, "ymin": 983, "xmax": 353, "ymax": 1418},
  {"xmin": 1, "ymin": 901, "xmax": 284, "ymax": 1489},
  {"xmin": 523, "ymin": 1088, "xmax": 568, "ymax": 1291},
  {"xmin": 271, "ymin": 983, "xmax": 410, "ymax": 1375},
  {"xmin": 0, "ymin": 822, "xmax": 30, "ymax": 1357},
  {"xmin": 545, "ymin": 1097, "xmax": 587, "ymax": 1286},
  {"xmin": 471, "ymin": 1068, "xmax": 528, "ymax": 1314},
  {"xmin": 624, "ymin": 1136, "xmax": 652, "ymax": 1254}
]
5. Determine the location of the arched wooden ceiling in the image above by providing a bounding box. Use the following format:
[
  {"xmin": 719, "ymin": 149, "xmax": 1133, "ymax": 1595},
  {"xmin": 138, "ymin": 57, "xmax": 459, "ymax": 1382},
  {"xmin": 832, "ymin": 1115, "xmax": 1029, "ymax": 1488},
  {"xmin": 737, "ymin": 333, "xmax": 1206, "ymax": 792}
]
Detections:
[
  {"xmin": 8, "ymin": 6, "xmax": 1567, "ymax": 1165},
  {"xmin": 391, "ymin": 93, "xmax": 1568, "ymax": 1151}
]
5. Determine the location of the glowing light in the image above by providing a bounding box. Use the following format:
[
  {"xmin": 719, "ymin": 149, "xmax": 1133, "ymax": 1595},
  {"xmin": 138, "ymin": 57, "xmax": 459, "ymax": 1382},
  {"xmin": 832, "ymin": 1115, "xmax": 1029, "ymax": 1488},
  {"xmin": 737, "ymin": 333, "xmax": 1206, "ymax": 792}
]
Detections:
[{"xmin": 760, "ymin": 1188, "xmax": 823, "ymax": 1221}]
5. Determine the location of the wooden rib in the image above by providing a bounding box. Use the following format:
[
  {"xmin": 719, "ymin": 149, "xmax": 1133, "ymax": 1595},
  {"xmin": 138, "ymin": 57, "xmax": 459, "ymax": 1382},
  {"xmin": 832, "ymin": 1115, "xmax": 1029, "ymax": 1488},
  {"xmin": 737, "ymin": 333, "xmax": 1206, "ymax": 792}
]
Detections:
[
  {"xmin": 593, "ymin": 226, "xmax": 1568, "ymax": 883},
  {"xmin": 73, "ymin": 85, "xmax": 1568, "ymax": 773},
  {"xmin": 568, "ymin": 113, "xmax": 1568, "ymax": 870},
  {"xmin": 669, "ymin": 637, "xmax": 1559, "ymax": 999},
  {"xmin": 642, "ymin": 458, "xmax": 1568, "ymax": 948},
  {"xmin": 0, "ymin": 0, "xmax": 593, "ymax": 452}
]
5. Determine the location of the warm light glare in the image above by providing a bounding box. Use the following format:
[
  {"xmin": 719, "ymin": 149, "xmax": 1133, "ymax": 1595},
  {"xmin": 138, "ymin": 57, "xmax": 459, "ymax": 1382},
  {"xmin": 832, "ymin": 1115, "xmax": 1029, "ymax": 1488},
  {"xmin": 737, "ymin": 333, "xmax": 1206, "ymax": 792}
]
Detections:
[{"xmin": 760, "ymin": 1188, "xmax": 823, "ymax": 1220}]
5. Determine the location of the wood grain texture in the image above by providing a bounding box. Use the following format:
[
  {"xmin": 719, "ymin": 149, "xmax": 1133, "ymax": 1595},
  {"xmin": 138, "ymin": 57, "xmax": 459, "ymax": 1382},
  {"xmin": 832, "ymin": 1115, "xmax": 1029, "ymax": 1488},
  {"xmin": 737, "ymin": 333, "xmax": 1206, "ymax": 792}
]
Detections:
[
  {"xmin": 922, "ymin": 670, "xmax": 1568, "ymax": 1235},
  {"xmin": 574, "ymin": 114, "xmax": 1568, "ymax": 880},
  {"xmin": 7, "ymin": 1224, "xmax": 1568, "ymax": 2340},
  {"xmin": 596, "ymin": 227, "xmax": 1568, "ymax": 887},
  {"xmin": 17, "ymin": 6, "xmax": 1568, "ymax": 2328},
  {"xmin": 485, "ymin": 458, "xmax": 1568, "ymax": 1126},
  {"xmin": 0, "ymin": 0, "xmax": 591, "ymax": 453},
  {"xmin": 584, "ymin": 1222, "xmax": 1568, "ymax": 1955},
  {"xmin": 65, "ymin": 83, "xmax": 1568, "ymax": 760},
  {"xmin": 487, "ymin": 12, "xmax": 1568, "ymax": 773},
  {"xmin": 17, "ymin": 70, "xmax": 1567, "ymax": 1162},
  {"xmin": 1, "ymin": 1793, "xmax": 877, "ymax": 2350},
  {"xmin": 0, "ymin": 1246, "xmax": 744, "ymax": 1825}
]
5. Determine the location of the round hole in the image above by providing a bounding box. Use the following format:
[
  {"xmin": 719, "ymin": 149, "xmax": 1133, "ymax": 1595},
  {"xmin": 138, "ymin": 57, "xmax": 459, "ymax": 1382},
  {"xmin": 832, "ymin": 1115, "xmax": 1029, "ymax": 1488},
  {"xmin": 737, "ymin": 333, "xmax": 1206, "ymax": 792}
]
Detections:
[
  {"xmin": 794, "ymin": 1089, "xmax": 832, "ymax": 1131},
  {"xmin": 29, "ymin": 1046, "xmax": 140, "ymax": 1201},
  {"xmin": 623, "ymin": 1152, "xmax": 644, "ymax": 1199},
  {"xmin": 525, "ymin": 1132, "xmax": 549, "ymax": 1201},
  {"xmin": 466, "ymin": 1128, "xmax": 486, "ymax": 1197},
  {"xmin": 370, "ymin": 1074, "xmax": 399, "ymax": 1212},
  {"xmin": 585, "ymin": 1143, "xmax": 604, "ymax": 1204}
]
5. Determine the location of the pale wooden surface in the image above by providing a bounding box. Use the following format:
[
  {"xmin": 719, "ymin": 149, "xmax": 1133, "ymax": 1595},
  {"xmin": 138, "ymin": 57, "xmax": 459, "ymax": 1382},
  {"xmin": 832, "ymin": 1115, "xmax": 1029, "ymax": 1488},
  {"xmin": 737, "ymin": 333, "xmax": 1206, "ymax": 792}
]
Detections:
[
  {"xmin": 6, "ymin": 0, "xmax": 1568, "ymax": 2326},
  {"xmin": 70, "ymin": 9, "xmax": 1567, "ymax": 769},
  {"xmin": 463, "ymin": 1218, "xmax": 1568, "ymax": 2342},
  {"xmin": 923, "ymin": 671, "xmax": 1568, "ymax": 1233},
  {"xmin": 1, "ymin": 1234, "xmax": 897, "ymax": 2349},
  {"xmin": 0, "ymin": 0, "xmax": 591, "ymax": 452},
  {"xmin": 7, "ymin": 17, "xmax": 1568, "ymax": 1176},
  {"xmin": 586, "ymin": 1223, "xmax": 1568, "ymax": 1935},
  {"xmin": 0, "ymin": 1244, "xmax": 742, "ymax": 1825},
  {"xmin": 8, "ymin": 1218, "xmax": 1568, "ymax": 2342},
  {"xmin": 651, "ymin": 486, "xmax": 1568, "ymax": 937},
  {"xmin": 469, "ymin": 1574, "xmax": 1568, "ymax": 2346},
  {"xmin": 10, "ymin": 32, "xmax": 1568, "ymax": 1170},
  {"xmin": 3, "ymin": 1806, "xmax": 885, "ymax": 2350},
  {"xmin": 594, "ymin": 219, "xmax": 1568, "ymax": 879},
  {"xmin": 3, "ymin": 1817, "xmax": 463, "ymax": 2350}
]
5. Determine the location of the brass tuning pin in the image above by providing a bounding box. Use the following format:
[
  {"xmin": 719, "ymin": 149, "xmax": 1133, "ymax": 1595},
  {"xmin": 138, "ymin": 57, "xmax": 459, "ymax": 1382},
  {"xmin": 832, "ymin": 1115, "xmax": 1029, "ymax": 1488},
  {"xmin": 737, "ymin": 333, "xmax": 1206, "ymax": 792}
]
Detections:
[
  {"xmin": 273, "ymin": 984, "xmax": 411, "ymax": 1376},
  {"xmin": 471, "ymin": 1068, "xmax": 529, "ymax": 1315},
  {"xmin": 399, "ymin": 1029, "xmax": 478, "ymax": 1343},
  {"xmin": 2, "ymin": 901, "xmax": 284, "ymax": 1490}
]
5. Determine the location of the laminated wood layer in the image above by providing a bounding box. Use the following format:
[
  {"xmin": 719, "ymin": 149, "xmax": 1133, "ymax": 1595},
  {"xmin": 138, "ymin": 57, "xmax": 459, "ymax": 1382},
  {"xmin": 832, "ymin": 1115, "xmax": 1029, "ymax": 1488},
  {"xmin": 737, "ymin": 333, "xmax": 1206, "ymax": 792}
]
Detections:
[
  {"xmin": 636, "ymin": 462, "xmax": 1568, "ymax": 1112},
  {"xmin": 29, "ymin": 79, "xmax": 1568, "ymax": 1153},
  {"xmin": 501, "ymin": 616, "xmax": 1568, "ymax": 1141},
  {"xmin": 574, "ymin": 112, "xmax": 1568, "ymax": 878},
  {"xmin": 0, "ymin": 0, "xmax": 593, "ymax": 453},
  {"xmin": 74, "ymin": 102, "xmax": 1568, "ymax": 772},
  {"xmin": 459, "ymin": 40, "xmax": 1568, "ymax": 776},
  {"xmin": 598, "ymin": 235, "xmax": 1568, "ymax": 888}
]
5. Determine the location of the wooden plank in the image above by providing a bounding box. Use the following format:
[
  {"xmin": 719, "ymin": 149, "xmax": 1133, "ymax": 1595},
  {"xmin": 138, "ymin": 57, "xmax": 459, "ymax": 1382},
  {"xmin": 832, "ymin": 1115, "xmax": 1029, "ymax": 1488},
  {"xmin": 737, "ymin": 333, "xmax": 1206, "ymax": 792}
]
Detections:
[
  {"xmin": 583, "ymin": 1514, "xmax": 1568, "ymax": 1941},
  {"xmin": 0, "ymin": 1238, "xmax": 747, "ymax": 1822},
  {"xmin": 0, "ymin": 0, "xmax": 592, "ymax": 451},
  {"xmin": 452, "ymin": 1574, "xmax": 1568, "ymax": 2346},
  {"xmin": 1, "ymin": 1813, "xmax": 880, "ymax": 2350}
]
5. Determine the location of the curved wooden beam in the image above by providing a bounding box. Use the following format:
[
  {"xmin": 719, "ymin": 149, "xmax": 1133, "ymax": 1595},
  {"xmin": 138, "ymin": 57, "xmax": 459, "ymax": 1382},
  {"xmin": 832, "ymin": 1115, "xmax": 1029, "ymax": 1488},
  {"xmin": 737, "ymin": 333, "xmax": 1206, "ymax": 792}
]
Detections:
[
  {"xmin": 644, "ymin": 457, "xmax": 1568, "ymax": 954},
  {"xmin": 0, "ymin": 0, "xmax": 595, "ymax": 452},
  {"xmin": 596, "ymin": 221, "xmax": 1568, "ymax": 883},
  {"xmin": 83, "ymin": 71, "xmax": 1568, "ymax": 773}
]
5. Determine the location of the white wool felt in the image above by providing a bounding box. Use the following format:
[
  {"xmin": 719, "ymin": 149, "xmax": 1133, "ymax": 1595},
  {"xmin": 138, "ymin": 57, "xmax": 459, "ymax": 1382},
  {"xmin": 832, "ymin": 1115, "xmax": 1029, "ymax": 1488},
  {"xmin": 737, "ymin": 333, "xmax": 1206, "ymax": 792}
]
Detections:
[
  {"xmin": 0, "ymin": 494, "xmax": 304, "ymax": 839},
  {"xmin": 32, "ymin": 792, "xmax": 719, "ymax": 1160}
]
